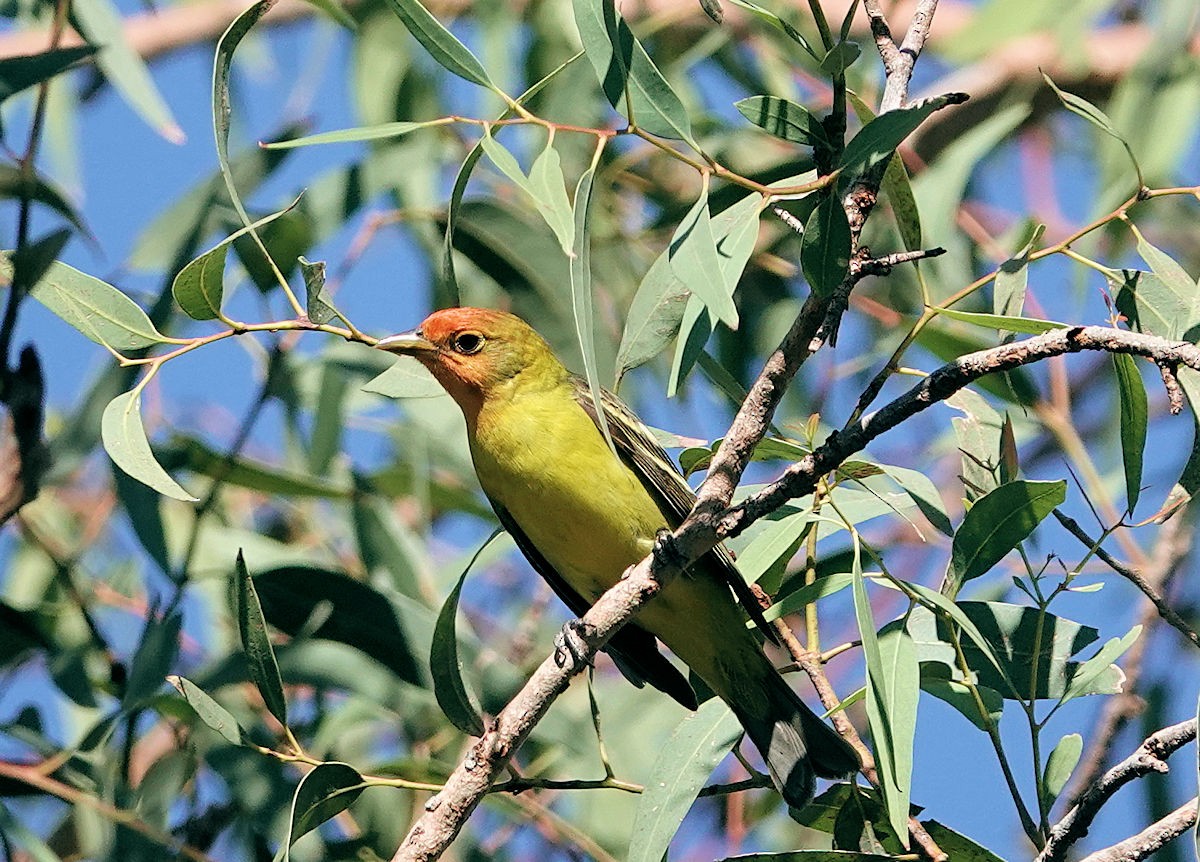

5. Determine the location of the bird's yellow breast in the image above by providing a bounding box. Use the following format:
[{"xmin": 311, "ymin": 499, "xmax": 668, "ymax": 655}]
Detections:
[{"xmin": 469, "ymin": 385, "xmax": 666, "ymax": 601}]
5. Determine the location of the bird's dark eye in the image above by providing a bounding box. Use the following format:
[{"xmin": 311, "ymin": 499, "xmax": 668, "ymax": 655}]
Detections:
[{"xmin": 453, "ymin": 331, "xmax": 485, "ymax": 354}]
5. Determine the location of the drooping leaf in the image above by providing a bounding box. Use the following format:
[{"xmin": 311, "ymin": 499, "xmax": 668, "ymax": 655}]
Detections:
[
  {"xmin": 168, "ymin": 676, "xmax": 248, "ymax": 746},
  {"xmin": 72, "ymin": 0, "xmax": 183, "ymax": 142},
  {"xmin": 430, "ymin": 533, "xmax": 501, "ymax": 736},
  {"xmin": 572, "ymin": 0, "xmax": 695, "ymax": 142},
  {"xmin": 1113, "ymin": 354, "xmax": 1148, "ymax": 515},
  {"xmin": 102, "ymin": 390, "xmax": 198, "ymax": 502},
  {"xmin": 527, "ymin": 139, "xmax": 576, "ymax": 255},
  {"xmin": 383, "ymin": 0, "xmax": 496, "ymax": 88},
  {"xmin": 1043, "ymin": 73, "xmax": 1142, "ymax": 187},
  {"xmin": 670, "ymin": 187, "xmax": 740, "ymax": 328},
  {"xmin": 838, "ymin": 93, "xmax": 967, "ymax": 189},
  {"xmin": 628, "ymin": 699, "xmax": 742, "ymax": 862},
  {"xmin": 801, "ymin": 194, "xmax": 850, "ymax": 297},
  {"xmin": 363, "ymin": 358, "xmax": 445, "ymax": 399},
  {"xmin": 946, "ymin": 480, "xmax": 1066, "ymax": 595},
  {"xmin": 933, "ymin": 306, "xmax": 1068, "ymax": 335},
  {"xmin": 917, "ymin": 662, "xmax": 1003, "ymax": 731},
  {"xmin": 993, "ymin": 224, "xmax": 1044, "ymax": 325},
  {"xmin": 284, "ymin": 762, "xmax": 364, "ymax": 857},
  {"xmin": 234, "ymin": 550, "xmax": 289, "ymax": 727}
]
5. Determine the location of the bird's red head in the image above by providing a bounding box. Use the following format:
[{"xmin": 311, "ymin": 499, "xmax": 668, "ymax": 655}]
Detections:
[{"xmin": 375, "ymin": 307, "xmax": 566, "ymax": 418}]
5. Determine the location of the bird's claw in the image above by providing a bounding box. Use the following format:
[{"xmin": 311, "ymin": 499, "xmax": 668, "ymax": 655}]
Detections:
[
  {"xmin": 652, "ymin": 528, "xmax": 686, "ymax": 570},
  {"xmin": 553, "ymin": 619, "xmax": 593, "ymax": 671}
]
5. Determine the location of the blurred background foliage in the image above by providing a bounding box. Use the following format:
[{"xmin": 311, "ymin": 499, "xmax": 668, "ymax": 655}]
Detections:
[{"xmin": 0, "ymin": 0, "xmax": 1198, "ymax": 860}]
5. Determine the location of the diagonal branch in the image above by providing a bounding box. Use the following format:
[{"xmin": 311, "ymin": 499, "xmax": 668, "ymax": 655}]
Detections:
[
  {"xmin": 1077, "ymin": 797, "xmax": 1198, "ymax": 862},
  {"xmin": 391, "ymin": 324, "xmax": 1200, "ymax": 860},
  {"xmin": 1038, "ymin": 719, "xmax": 1197, "ymax": 862}
]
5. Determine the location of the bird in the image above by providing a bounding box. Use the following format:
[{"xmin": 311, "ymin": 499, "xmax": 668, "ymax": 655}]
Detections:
[{"xmin": 376, "ymin": 307, "xmax": 859, "ymax": 807}]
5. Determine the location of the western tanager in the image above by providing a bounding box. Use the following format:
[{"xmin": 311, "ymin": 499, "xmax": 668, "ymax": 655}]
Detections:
[{"xmin": 377, "ymin": 307, "xmax": 858, "ymax": 806}]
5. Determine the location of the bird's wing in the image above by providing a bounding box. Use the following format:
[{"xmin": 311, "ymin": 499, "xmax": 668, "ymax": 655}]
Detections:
[
  {"xmin": 489, "ymin": 499, "xmax": 699, "ymax": 710},
  {"xmin": 572, "ymin": 378, "xmax": 777, "ymax": 645}
]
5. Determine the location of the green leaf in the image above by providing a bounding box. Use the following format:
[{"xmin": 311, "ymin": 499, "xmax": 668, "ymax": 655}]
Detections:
[
  {"xmin": 122, "ymin": 612, "xmax": 182, "ymax": 708},
  {"xmin": 838, "ymin": 93, "xmax": 967, "ymax": 189},
  {"xmin": 431, "ymin": 534, "xmax": 500, "ymax": 736},
  {"xmin": 0, "ymin": 800, "xmax": 61, "ymax": 862},
  {"xmin": 162, "ymin": 436, "xmax": 351, "ymax": 498},
  {"xmin": 527, "ymin": 140, "xmax": 576, "ymax": 255},
  {"xmin": 171, "ymin": 205, "xmax": 294, "ymax": 320},
  {"xmin": 801, "ymin": 194, "xmax": 850, "ymax": 297},
  {"xmin": 852, "ymin": 556, "xmax": 913, "ymax": 845},
  {"xmin": 760, "ymin": 572, "xmax": 854, "ymax": 622},
  {"xmin": 572, "ymin": 0, "xmax": 695, "ymax": 142},
  {"xmin": 0, "ymin": 164, "xmax": 88, "ymax": 234},
  {"xmin": 616, "ymin": 192, "xmax": 763, "ymax": 381},
  {"xmin": 1041, "ymin": 733, "xmax": 1082, "ymax": 810},
  {"xmin": 932, "ymin": 306, "xmax": 1068, "ymax": 335},
  {"xmin": 993, "ymin": 225, "xmax": 1044, "ymax": 322},
  {"xmin": 724, "ymin": 0, "xmax": 817, "ymax": 58},
  {"xmin": 881, "ymin": 152, "xmax": 921, "ymax": 252},
  {"xmin": 1060, "ymin": 625, "xmax": 1141, "ymax": 705},
  {"xmin": 670, "ymin": 188, "xmax": 740, "ymax": 329},
  {"xmin": 102, "ymin": 390, "xmax": 198, "ymax": 502},
  {"xmin": 168, "ymin": 676, "xmax": 248, "ymax": 746},
  {"xmin": 234, "ymin": 550, "xmax": 288, "ymax": 727},
  {"xmin": 735, "ymin": 510, "xmax": 817, "ymax": 588},
  {"xmin": 918, "ymin": 821, "xmax": 1007, "ymax": 862},
  {"xmin": 570, "ymin": 159, "xmax": 615, "ymax": 451},
  {"xmin": 363, "ymin": 358, "xmax": 445, "ymax": 399},
  {"xmin": 918, "ymin": 663, "xmax": 1003, "ymax": 731},
  {"xmin": 820, "ymin": 40, "xmax": 861, "ymax": 75},
  {"xmin": 667, "ymin": 295, "xmax": 712, "ymax": 396},
  {"xmin": 947, "ymin": 479, "xmax": 1066, "ymax": 595},
  {"xmin": 1043, "ymin": 73, "xmax": 1142, "ymax": 188},
  {"xmin": 712, "ymin": 852, "xmax": 898, "ymax": 861},
  {"xmin": 252, "ymin": 566, "xmax": 424, "ymax": 685},
  {"xmin": 300, "ymin": 257, "xmax": 341, "ymax": 326},
  {"xmin": 28, "ymin": 261, "xmax": 171, "ymax": 350},
  {"xmin": 628, "ymin": 699, "xmax": 742, "ymax": 862},
  {"xmin": 262, "ymin": 118, "xmax": 450, "ymax": 149},
  {"xmin": 1113, "ymin": 354, "xmax": 1148, "ymax": 515},
  {"xmin": 284, "ymin": 762, "xmax": 364, "ymax": 856},
  {"xmin": 1115, "ymin": 270, "xmax": 1196, "ymax": 341},
  {"xmin": 383, "ymin": 0, "xmax": 495, "ymax": 89},
  {"xmin": 0, "ymin": 45, "xmax": 97, "ymax": 104},
  {"xmin": 72, "ymin": 0, "xmax": 183, "ymax": 142},
  {"xmin": 1134, "ymin": 234, "xmax": 1199, "ymax": 332},
  {"xmin": 878, "ymin": 465, "xmax": 952, "ymax": 537},
  {"xmin": 735, "ymin": 95, "xmax": 830, "ymax": 150},
  {"xmin": 907, "ymin": 601, "xmax": 1123, "ymax": 701},
  {"xmin": 352, "ymin": 494, "xmax": 427, "ymax": 601}
]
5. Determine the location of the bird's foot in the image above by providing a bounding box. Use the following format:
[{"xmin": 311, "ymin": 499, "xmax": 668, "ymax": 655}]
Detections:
[
  {"xmin": 652, "ymin": 527, "xmax": 686, "ymax": 571},
  {"xmin": 553, "ymin": 619, "xmax": 593, "ymax": 671}
]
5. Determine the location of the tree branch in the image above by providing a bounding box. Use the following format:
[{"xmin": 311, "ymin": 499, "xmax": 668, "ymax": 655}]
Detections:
[
  {"xmin": 391, "ymin": 322, "xmax": 1200, "ymax": 860},
  {"xmin": 1037, "ymin": 719, "xmax": 1197, "ymax": 862},
  {"xmin": 1077, "ymin": 798, "xmax": 1198, "ymax": 862}
]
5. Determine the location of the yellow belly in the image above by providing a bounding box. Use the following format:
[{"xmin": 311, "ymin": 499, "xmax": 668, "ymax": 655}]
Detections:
[{"xmin": 468, "ymin": 384, "xmax": 761, "ymax": 692}]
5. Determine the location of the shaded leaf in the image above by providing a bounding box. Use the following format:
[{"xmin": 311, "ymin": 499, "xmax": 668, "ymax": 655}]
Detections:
[
  {"xmin": 363, "ymin": 357, "xmax": 445, "ymax": 399},
  {"xmin": 253, "ymin": 566, "xmax": 424, "ymax": 685},
  {"xmin": 801, "ymin": 194, "xmax": 850, "ymax": 297},
  {"xmin": 670, "ymin": 187, "xmax": 740, "ymax": 328},
  {"xmin": 0, "ymin": 45, "xmax": 97, "ymax": 104},
  {"xmin": 735, "ymin": 95, "xmax": 830, "ymax": 150},
  {"xmin": 1113, "ymin": 354, "xmax": 1148, "ymax": 515},
  {"xmin": 1043, "ymin": 73, "xmax": 1142, "ymax": 187},
  {"xmin": 123, "ymin": 612, "xmax": 182, "ymax": 708},
  {"xmin": 431, "ymin": 534, "xmax": 501, "ymax": 736},
  {"xmin": 838, "ymin": 93, "xmax": 967, "ymax": 189},
  {"xmin": 933, "ymin": 306, "xmax": 1067, "ymax": 335},
  {"xmin": 285, "ymin": 762, "xmax": 364, "ymax": 855},
  {"xmin": 168, "ymin": 675, "xmax": 248, "ymax": 746},
  {"xmin": 235, "ymin": 550, "xmax": 289, "ymax": 727}
]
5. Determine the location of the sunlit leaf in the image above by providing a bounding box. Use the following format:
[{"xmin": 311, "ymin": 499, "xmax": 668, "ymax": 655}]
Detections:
[
  {"xmin": 28, "ymin": 261, "xmax": 170, "ymax": 350},
  {"xmin": 838, "ymin": 93, "xmax": 967, "ymax": 189},
  {"xmin": 284, "ymin": 762, "xmax": 364, "ymax": 857},
  {"xmin": 670, "ymin": 188, "xmax": 740, "ymax": 328},
  {"xmin": 102, "ymin": 390, "xmax": 197, "ymax": 502},
  {"xmin": 801, "ymin": 194, "xmax": 850, "ymax": 297},
  {"xmin": 168, "ymin": 676, "xmax": 248, "ymax": 746},
  {"xmin": 383, "ymin": 0, "xmax": 495, "ymax": 88},
  {"xmin": 1040, "ymin": 733, "xmax": 1082, "ymax": 811}
]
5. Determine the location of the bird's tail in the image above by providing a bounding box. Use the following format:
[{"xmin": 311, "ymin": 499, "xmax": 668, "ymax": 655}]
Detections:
[{"xmin": 728, "ymin": 670, "xmax": 860, "ymax": 808}]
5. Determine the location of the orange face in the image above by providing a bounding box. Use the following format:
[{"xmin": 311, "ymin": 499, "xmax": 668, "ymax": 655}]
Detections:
[{"xmin": 376, "ymin": 307, "xmax": 557, "ymax": 418}]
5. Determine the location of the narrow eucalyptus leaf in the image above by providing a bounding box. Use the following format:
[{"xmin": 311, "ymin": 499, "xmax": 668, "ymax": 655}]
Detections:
[
  {"xmin": 1113, "ymin": 354, "xmax": 1148, "ymax": 515},
  {"xmin": 101, "ymin": 390, "xmax": 197, "ymax": 502},
  {"xmin": 235, "ymin": 550, "xmax": 289, "ymax": 727}
]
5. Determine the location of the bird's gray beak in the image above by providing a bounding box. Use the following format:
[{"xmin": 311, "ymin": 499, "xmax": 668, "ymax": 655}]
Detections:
[{"xmin": 375, "ymin": 330, "xmax": 437, "ymax": 355}]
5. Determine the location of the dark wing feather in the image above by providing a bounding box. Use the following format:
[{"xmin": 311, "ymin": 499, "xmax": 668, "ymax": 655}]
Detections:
[
  {"xmin": 489, "ymin": 500, "xmax": 698, "ymax": 710},
  {"xmin": 573, "ymin": 378, "xmax": 777, "ymax": 645}
]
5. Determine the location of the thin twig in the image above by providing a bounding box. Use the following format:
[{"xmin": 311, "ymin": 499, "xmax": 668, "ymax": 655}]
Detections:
[{"xmin": 1052, "ymin": 510, "xmax": 1199, "ymax": 649}]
